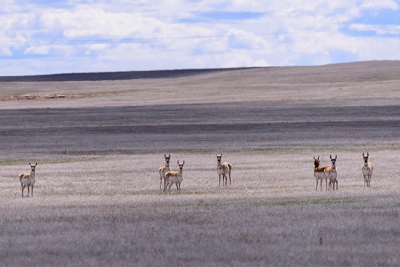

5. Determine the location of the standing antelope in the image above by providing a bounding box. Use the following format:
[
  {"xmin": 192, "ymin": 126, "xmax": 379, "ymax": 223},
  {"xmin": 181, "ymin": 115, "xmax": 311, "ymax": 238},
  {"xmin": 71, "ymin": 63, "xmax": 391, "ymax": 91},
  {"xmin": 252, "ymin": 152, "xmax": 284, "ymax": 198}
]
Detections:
[
  {"xmin": 216, "ymin": 153, "xmax": 232, "ymax": 187},
  {"xmin": 159, "ymin": 154, "xmax": 171, "ymax": 191},
  {"xmin": 314, "ymin": 156, "xmax": 329, "ymax": 191},
  {"xmin": 19, "ymin": 162, "xmax": 37, "ymax": 198},
  {"xmin": 362, "ymin": 152, "xmax": 373, "ymax": 187},
  {"xmin": 165, "ymin": 160, "xmax": 185, "ymax": 194},
  {"xmin": 325, "ymin": 155, "xmax": 338, "ymax": 191}
]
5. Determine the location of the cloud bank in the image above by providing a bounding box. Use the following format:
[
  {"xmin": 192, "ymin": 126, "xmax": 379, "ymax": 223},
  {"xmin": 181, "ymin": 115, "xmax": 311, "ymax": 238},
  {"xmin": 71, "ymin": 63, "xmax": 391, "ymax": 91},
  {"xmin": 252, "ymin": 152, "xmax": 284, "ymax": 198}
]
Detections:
[{"xmin": 0, "ymin": 0, "xmax": 399, "ymax": 75}]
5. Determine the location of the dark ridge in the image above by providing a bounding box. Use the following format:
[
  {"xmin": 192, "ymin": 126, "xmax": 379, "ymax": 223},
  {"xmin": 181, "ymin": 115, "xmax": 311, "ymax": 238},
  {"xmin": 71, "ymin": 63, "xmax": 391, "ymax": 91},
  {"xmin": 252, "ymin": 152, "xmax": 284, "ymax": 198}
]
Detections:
[{"xmin": 0, "ymin": 67, "xmax": 256, "ymax": 82}]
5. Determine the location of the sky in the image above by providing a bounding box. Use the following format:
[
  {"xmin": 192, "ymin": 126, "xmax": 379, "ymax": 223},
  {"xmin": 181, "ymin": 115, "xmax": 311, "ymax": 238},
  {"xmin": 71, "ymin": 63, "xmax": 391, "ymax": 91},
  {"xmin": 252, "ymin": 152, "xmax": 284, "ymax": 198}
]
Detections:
[{"xmin": 0, "ymin": 0, "xmax": 399, "ymax": 76}]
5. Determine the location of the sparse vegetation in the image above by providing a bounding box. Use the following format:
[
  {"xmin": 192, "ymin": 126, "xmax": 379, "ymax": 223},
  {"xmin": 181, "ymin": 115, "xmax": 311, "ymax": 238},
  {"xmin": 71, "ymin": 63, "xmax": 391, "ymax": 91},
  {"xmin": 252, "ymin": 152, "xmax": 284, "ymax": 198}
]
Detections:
[{"xmin": 1, "ymin": 62, "xmax": 400, "ymax": 266}]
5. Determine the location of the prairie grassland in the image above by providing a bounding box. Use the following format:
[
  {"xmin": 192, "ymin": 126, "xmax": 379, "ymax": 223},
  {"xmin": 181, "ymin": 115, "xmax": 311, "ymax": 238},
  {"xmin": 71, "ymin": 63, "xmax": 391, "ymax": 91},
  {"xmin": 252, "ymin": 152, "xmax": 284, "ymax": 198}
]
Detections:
[
  {"xmin": 1, "ymin": 149, "xmax": 400, "ymax": 266},
  {"xmin": 1, "ymin": 62, "xmax": 400, "ymax": 266}
]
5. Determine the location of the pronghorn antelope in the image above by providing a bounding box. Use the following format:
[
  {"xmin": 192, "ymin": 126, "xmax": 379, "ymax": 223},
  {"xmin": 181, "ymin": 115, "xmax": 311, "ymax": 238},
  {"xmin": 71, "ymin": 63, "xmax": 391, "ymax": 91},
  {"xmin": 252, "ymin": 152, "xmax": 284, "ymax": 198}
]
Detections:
[
  {"xmin": 362, "ymin": 152, "xmax": 373, "ymax": 187},
  {"xmin": 159, "ymin": 153, "xmax": 171, "ymax": 191},
  {"xmin": 19, "ymin": 162, "xmax": 37, "ymax": 198},
  {"xmin": 216, "ymin": 153, "xmax": 232, "ymax": 187},
  {"xmin": 325, "ymin": 155, "xmax": 338, "ymax": 191},
  {"xmin": 164, "ymin": 160, "xmax": 185, "ymax": 194},
  {"xmin": 314, "ymin": 157, "xmax": 329, "ymax": 191}
]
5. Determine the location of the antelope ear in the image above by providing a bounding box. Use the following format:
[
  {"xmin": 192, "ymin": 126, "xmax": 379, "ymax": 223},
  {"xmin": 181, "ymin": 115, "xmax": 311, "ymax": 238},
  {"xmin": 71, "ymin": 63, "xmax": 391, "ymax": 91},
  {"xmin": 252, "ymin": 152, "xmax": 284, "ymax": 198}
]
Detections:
[
  {"xmin": 29, "ymin": 162, "xmax": 31, "ymax": 165},
  {"xmin": 168, "ymin": 153, "xmax": 171, "ymax": 157},
  {"xmin": 330, "ymin": 155, "xmax": 332, "ymax": 159},
  {"xmin": 177, "ymin": 160, "xmax": 179, "ymax": 164},
  {"xmin": 164, "ymin": 154, "xmax": 166, "ymax": 157},
  {"xmin": 367, "ymin": 152, "xmax": 369, "ymax": 157},
  {"xmin": 35, "ymin": 162, "xmax": 37, "ymax": 166},
  {"xmin": 335, "ymin": 155, "xmax": 337, "ymax": 160},
  {"xmin": 183, "ymin": 160, "xmax": 185, "ymax": 165}
]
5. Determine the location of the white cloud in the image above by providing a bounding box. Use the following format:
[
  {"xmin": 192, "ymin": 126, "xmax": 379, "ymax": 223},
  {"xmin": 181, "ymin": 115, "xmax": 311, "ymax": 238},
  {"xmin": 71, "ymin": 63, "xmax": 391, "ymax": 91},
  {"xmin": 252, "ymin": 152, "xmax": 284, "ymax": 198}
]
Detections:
[
  {"xmin": 24, "ymin": 45, "xmax": 50, "ymax": 55},
  {"xmin": 352, "ymin": 37, "xmax": 400, "ymax": 60},
  {"xmin": 1, "ymin": 0, "xmax": 400, "ymax": 75},
  {"xmin": 359, "ymin": 0, "xmax": 398, "ymax": 10},
  {"xmin": 0, "ymin": 0, "xmax": 19, "ymax": 13},
  {"xmin": 350, "ymin": 24, "xmax": 400, "ymax": 35}
]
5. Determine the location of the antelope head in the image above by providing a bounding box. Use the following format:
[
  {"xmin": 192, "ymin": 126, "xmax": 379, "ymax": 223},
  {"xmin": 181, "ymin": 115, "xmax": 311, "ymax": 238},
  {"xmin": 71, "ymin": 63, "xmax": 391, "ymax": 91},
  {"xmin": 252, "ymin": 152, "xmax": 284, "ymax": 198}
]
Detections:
[
  {"xmin": 329, "ymin": 155, "xmax": 337, "ymax": 166},
  {"xmin": 216, "ymin": 153, "xmax": 222, "ymax": 165},
  {"xmin": 363, "ymin": 152, "xmax": 369, "ymax": 163},
  {"xmin": 313, "ymin": 156, "xmax": 320, "ymax": 168},
  {"xmin": 164, "ymin": 153, "xmax": 171, "ymax": 166},
  {"xmin": 177, "ymin": 160, "xmax": 185, "ymax": 170},
  {"xmin": 29, "ymin": 162, "xmax": 37, "ymax": 172}
]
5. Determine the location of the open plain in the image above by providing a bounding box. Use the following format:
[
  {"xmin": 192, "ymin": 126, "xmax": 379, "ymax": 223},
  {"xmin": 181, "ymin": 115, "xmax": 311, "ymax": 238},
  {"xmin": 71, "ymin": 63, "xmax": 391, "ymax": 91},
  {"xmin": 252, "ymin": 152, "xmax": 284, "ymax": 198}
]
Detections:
[{"xmin": 1, "ymin": 61, "xmax": 400, "ymax": 266}]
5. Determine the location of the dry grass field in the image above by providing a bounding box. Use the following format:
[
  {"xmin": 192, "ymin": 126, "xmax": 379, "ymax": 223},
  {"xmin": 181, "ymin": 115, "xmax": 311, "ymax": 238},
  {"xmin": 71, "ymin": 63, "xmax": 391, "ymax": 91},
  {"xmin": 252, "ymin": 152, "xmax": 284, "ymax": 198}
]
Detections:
[{"xmin": 1, "ymin": 61, "xmax": 400, "ymax": 266}]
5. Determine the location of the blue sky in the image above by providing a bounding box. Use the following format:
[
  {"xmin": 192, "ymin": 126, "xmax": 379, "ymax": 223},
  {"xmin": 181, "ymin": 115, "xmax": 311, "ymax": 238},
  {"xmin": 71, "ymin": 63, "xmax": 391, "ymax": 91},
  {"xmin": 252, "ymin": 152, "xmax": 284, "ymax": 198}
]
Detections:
[{"xmin": 0, "ymin": 0, "xmax": 399, "ymax": 75}]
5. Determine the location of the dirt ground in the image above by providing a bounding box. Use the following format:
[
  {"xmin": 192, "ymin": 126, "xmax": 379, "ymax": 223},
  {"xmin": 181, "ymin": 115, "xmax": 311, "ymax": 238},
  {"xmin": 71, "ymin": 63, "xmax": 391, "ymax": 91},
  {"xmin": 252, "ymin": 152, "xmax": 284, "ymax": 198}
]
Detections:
[{"xmin": 1, "ymin": 61, "xmax": 400, "ymax": 266}]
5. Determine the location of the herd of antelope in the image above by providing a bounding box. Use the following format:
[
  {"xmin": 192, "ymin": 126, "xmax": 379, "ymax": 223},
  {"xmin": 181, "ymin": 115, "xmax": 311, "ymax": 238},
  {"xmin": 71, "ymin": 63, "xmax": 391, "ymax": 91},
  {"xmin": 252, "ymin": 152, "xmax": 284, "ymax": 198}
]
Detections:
[
  {"xmin": 17, "ymin": 153, "xmax": 373, "ymax": 197},
  {"xmin": 313, "ymin": 152, "xmax": 373, "ymax": 191},
  {"xmin": 158, "ymin": 153, "xmax": 232, "ymax": 194}
]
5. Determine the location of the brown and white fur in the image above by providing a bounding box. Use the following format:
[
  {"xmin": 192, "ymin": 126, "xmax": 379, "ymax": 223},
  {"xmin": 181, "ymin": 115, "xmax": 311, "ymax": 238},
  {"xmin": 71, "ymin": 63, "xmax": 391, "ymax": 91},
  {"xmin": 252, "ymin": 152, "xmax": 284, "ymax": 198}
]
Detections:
[
  {"xmin": 19, "ymin": 162, "xmax": 37, "ymax": 198},
  {"xmin": 216, "ymin": 153, "xmax": 232, "ymax": 187},
  {"xmin": 325, "ymin": 155, "xmax": 338, "ymax": 191},
  {"xmin": 164, "ymin": 160, "xmax": 185, "ymax": 194},
  {"xmin": 362, "ymin": 152, "xmax": 373, "ymax": 187},
  {"xmin": 159, "ymin": 153, "xmax": 171, "ymax": 191},
  {"xmin": 314, "ymin": 157, "xmax": 329, "ymax": 191}
]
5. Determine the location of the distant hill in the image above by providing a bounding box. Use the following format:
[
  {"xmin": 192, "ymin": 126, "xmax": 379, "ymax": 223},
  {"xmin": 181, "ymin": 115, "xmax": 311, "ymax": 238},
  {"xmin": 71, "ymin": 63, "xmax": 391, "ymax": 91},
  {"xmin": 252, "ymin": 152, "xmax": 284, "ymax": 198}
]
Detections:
[
  {"xmin": 0, "ymin": 67, "xmax": 253, "ymax": 82},
  {"xmin": 3, "ymin": 61, "xmax": 399, "ymax": 83}
]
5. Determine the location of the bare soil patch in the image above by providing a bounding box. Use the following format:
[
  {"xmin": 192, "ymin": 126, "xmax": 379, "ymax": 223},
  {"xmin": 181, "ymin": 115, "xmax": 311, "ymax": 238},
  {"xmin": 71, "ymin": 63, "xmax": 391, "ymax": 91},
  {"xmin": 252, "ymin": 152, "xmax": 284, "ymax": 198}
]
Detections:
[
  {"xmin": 1, "ymin": 61, "xmax": 400, "ymax": 266},
  {"xmin": 0, "ymin": 93, "xmax": 84, "ymax": 101}
]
